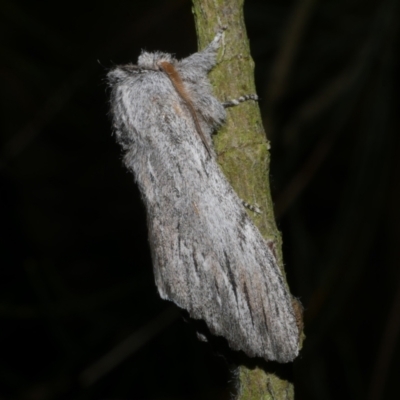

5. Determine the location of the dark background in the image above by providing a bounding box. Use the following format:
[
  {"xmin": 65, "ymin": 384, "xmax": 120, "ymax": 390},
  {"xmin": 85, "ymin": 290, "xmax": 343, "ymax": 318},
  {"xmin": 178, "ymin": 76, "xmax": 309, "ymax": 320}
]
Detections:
[{"xmin": 1, "ymin": 0, "xmax": 399, "ymax": 399}]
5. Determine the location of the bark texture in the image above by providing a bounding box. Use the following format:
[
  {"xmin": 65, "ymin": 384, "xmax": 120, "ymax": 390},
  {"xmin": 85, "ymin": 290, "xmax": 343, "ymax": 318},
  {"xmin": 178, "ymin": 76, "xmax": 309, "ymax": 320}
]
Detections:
[{"xmin": 192, "ymin": 0, "xmax": 299, "ymax": 398}]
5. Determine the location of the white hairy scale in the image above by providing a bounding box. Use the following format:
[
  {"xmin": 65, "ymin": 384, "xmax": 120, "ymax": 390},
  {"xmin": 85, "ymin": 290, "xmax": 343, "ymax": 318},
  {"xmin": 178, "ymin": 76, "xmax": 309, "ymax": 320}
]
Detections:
[{"xmin": 107, "ymin": 29, "xmax": 299, "ymax": 362}]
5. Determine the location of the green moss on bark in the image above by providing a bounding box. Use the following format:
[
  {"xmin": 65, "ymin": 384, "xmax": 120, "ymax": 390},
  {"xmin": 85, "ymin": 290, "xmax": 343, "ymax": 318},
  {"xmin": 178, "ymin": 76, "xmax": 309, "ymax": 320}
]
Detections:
[{"xmin": 192, "ymin": 0, "xmax": 297, "ymax": 399}]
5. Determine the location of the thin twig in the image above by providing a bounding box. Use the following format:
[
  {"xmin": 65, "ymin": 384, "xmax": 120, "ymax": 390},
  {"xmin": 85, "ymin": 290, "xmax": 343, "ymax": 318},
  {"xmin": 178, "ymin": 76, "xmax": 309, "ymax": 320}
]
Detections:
[
  {"xmin": 79, "ymin": 307, "xmax": 180, "ymax": 386},
  {"xmin": 265, "ymin": 0, "xmax": 318, "ymax": 108}
]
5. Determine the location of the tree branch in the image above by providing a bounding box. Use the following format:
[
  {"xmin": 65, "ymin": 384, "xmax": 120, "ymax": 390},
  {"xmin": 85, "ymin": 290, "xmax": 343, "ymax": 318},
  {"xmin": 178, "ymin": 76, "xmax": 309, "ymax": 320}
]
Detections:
[{"xmin": 192, "ymin": 0, "xmax": 302, "ymax": 398}]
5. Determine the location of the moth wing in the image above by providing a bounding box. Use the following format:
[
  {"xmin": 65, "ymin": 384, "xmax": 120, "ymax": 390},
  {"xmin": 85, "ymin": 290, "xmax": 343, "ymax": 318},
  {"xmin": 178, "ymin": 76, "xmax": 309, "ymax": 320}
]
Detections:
[{"xmin": 146, "ymin": 141, "xmax": 299, "ymax": 362}]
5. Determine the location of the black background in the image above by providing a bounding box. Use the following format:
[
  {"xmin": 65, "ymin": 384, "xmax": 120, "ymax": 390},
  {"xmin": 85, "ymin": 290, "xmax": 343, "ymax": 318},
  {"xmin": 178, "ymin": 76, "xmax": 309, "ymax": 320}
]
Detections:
[{"xmin": 1, "ymin": 0, "xmax": 399, "ymax": 399}]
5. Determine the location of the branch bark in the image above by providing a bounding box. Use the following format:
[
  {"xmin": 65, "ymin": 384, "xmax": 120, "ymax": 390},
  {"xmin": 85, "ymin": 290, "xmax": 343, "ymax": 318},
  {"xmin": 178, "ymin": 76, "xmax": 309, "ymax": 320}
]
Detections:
[{"xmin": 191, "ymin": 0, "xmax": 300, "ymax": 398}]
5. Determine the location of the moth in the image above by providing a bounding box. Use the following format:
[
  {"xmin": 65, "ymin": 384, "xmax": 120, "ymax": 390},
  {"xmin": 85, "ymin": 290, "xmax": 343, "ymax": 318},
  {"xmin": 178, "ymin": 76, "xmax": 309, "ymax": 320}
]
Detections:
[{"xmin": 107, "ymin": 28, "xmax": 300, "ymax": 362}]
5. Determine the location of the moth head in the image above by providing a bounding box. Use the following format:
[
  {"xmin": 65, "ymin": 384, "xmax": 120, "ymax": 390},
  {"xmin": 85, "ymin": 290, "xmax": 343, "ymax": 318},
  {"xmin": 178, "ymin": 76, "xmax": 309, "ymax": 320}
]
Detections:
[
  {"xmin": 107, "ymin": 67, "xmax": 132, "ymax": 85},
  {"xmin": 137, "ymin": 51, "xmax": 176, "ymax": 70}
]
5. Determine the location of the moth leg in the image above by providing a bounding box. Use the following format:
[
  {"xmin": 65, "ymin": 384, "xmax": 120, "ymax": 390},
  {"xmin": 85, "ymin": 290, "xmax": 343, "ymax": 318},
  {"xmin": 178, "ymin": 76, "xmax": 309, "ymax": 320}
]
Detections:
[
  {"xmin": 242, "ymin": 200, "xmax": 262, "ymax": 214},
  {"xmin": 179, "ymin": 26, "xmax": 227, "ymax": 73},
  {"xmin": 222, "ymin": 94, "xmax": 258, "ymax": 108}
]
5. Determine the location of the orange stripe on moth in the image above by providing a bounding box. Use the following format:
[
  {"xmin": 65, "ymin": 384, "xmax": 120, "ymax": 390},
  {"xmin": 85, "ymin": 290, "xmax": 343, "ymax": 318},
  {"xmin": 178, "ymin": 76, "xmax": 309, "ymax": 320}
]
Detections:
[{"xmin": 158, "ymin": 61, "xmax": 212, "ymax": 157}]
